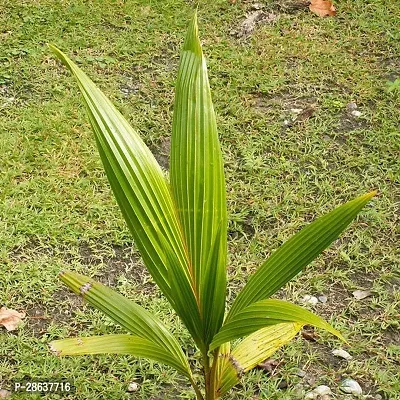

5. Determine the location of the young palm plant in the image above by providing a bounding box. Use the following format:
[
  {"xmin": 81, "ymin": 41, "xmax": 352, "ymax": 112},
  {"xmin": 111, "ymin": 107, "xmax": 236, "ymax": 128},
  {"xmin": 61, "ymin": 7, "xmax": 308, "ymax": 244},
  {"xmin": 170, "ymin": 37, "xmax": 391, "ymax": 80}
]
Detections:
[{"xmin": 49, "ymin": 14, "xmax": 375, "ymax": 400}]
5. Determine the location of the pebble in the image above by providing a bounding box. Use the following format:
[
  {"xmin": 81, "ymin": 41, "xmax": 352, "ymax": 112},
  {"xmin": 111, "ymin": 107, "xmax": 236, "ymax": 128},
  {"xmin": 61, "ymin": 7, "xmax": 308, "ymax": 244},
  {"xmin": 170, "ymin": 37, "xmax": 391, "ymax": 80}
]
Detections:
[
  {"xmin": 318, "ymin": 295, "xmax": 328, "ymax": 303},
  {"xmin": 296, "ymin": 369, "xmax": 307, "ymax": 378},
  {"xmin": 250, "ymin": 2, "xmax": 264, "ymax": 9},
  {"xmin": 346, "ymin": 102, "xmax": 358, "ymax": 111},
  {"xmin": 0, "ymin": 390, "xmax": 11, "ymax": 399},
  {"xmin": 340, "ymin": 378, "xmax": 362, "ymax": 395},
  {"xmin": 278, "ymin": 379, "xmax": 288, "ymax": 389},
  {"xmin": 291, "ymin": 108, "xmax": 303, "ymax": 114},
  {"xmin": 352, "ymin": 290, "xmax": 372, "ymax": 300},
  {"xmin": 304, "ymin": 392, "xmax": 316, "ymax": 400},
  {"xmin": 127, "ymin": 382, "xmax": 139, "ymax": 392},
  {"xmin": 346, "ymin": 102, "xmax": 362, "ymax": 117},
  {"xmin": 314, "ymin": 385, "xmax": 332, "ymax": 396},
  {"xmin": 332, "ymin": 349, "xmax": 353, "ymax": 360},
  {"xmin": 302, "ymin": 295, "xmax": 319, "ymax": 305},
  {"xmin": 304, "ymin": 385, "xmax": 332, "ymax": 399}
]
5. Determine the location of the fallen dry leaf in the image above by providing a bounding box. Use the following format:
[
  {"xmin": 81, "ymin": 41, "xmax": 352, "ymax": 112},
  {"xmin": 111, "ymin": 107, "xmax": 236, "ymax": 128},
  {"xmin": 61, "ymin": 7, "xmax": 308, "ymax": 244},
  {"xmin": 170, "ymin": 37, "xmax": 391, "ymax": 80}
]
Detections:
[
  {"xmin": 309, "ymin": 0, "xmax": 336, "ymax": 17},
  {"xmin": 0, "ymin": 307, "xmax": 25, "ymax": 331},
  {"xmin": 302, "ymin": 326, "xmax": 319, "ymax": 341},
  {"xmin": 256, "ymin": 358, "xmax": 283, "ymax": 375},
  {"xmin": 295, "ymin": 106, "xmax": 316, "ymax": 123}
]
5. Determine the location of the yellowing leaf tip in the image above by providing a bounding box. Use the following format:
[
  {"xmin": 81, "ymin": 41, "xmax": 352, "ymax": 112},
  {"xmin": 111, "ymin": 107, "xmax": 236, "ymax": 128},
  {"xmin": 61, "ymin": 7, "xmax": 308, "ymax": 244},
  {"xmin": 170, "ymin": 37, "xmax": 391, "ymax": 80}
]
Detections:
[
  {"xmin": 367, "ymin": 190, "xmax": 378, "ymax": 198},
  {"xmin": 334, "ymin": 330, "xmax": 347, "ymax": 343},
  {"xmin": 183, "ymin": 12, "xmax": 202, "ymax": 56}
]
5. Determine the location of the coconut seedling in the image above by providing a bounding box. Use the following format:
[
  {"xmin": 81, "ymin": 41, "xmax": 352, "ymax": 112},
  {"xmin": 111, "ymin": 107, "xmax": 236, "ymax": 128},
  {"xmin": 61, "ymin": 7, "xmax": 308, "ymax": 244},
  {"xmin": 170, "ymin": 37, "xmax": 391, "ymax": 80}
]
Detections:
[{"xmin": 49, "ymin": 14, "xmax": 375, "ymax": 400}]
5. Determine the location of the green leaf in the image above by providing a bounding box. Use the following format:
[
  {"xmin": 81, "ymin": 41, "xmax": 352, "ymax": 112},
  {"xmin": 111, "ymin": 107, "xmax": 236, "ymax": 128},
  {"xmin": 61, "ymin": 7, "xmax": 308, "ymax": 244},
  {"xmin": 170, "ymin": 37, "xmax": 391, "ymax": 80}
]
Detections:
[
  {"xmin": 227, "ymin": 192, "xmax": 376, "ymax": 320},
  {"xmin": 50, "ymin": 334, "xmax": 187, "ymax": 374},
  {"xmin": 210, "ymin": 299, "xmax": 343, "ymax": 350},
  {"xmin": 58, "ymin": 270, "xmax": 192, "ymax": 377},
  {"xmin": 49, "ymin": 44, "xmax": 205, "ymax": 350},
  {"xmin": 158, "ymin": 231, "xmax": 204, "ymax": 350},
  {"xmin": 216, "ymin": 323, "xmax": 302, "ymax": 396},
  {"xmin": 171, "ymin": 14, "xmax": 227, "ymax": 345}
]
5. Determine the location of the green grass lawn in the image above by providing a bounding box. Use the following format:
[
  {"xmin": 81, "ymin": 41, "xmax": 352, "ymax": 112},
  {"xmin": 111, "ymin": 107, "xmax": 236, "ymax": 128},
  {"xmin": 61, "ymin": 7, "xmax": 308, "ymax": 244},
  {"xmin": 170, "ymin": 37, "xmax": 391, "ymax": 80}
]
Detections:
[{"xmin": 1, "ymin": 0, "xmax": 399, "ymax": 398}]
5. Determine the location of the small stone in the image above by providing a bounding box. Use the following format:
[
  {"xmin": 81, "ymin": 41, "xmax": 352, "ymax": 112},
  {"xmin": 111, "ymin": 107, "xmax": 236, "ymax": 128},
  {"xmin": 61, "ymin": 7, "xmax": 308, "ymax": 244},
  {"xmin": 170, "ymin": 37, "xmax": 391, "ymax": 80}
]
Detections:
[
  {"xmin": 346, "ymin": 102, "xmax": 358, "ymax": 111},
  {"xmin": 302, "ymin": 295, "xmax": 319, "ymax": 306},
  {"xmin": 291, "ymin": 108, "xmax": 303, "ymax": 114},
  {"xmin": 351, "ymin": 110, "xmax": 362, "ymax": 117},
  {"xmin": 318, "ymin": 295, "xmax": 328, "ymax": 303},
  {"xmin": 250, "ymin": 2, "xmax": 264, "ymax": 9},
  {"xmin": 352, "ymin": 290, "xmax": 372, "ymax": 300},
  {"xmin": 375, "ymin": 395, "xmax": 383, "ymax": 400},
  {"xmin": 127, "ymin": 382, "xmax": 139, "ymax": 392},
  {"xmin": 314, "ymin": 385, "xmax": 332, "ymax": 396},
  {"xmin": 304, "ymin": 391, "xmax": 316, "ymax": 400},
  {"xmin": 296, "ymin": 369, "xmax": 307, "ymax": 378},
  {"xmin": 305, "ymin": 373, "xmax": 316, "ymax": 387},
  {"xmin": 0, "ymin": 390, "xmax": 11, "ymax": 399},
  {"xmin": 278, "ymin": 379, "xmax": 288, "ymax": 389},
  {"xmin": 304, "ymin": 385, "xmax": 332, "ymax": 399},
  {"xmin": 332, "ymin": 349, "xmax": 353, "ymax": 360},
  {"xmin": 340, "ymin": 378, "xmax": 362, "ymax": 395}
]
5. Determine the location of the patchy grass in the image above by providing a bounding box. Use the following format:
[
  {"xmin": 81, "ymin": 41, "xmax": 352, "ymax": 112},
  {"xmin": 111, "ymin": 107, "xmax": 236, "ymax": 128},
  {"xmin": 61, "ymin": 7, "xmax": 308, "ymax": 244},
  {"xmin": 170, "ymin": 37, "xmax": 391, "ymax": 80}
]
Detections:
[{"xmin": 1, "ymin": 0, "xmax": 399, "ymax": 398}]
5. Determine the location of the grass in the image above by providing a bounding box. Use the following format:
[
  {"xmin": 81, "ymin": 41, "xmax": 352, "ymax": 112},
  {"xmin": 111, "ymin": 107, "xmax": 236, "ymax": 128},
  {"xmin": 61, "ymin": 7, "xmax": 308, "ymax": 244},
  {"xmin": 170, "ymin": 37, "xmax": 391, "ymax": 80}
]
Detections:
[{"xmin": 1, "ymin": 0, "xmax": 399, "ymax": 398}]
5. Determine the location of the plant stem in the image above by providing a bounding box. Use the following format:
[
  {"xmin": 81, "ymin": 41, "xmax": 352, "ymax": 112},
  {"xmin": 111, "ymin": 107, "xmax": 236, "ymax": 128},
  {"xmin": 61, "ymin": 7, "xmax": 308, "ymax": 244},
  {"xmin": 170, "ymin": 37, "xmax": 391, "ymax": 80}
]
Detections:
[
  {"xmin": 208, "ymin": 349, "xmax": 219, "ymax": 400},
  {"xmin": 204, "ymin": 349, "xmax": 220, "ymax": 400},
  {"xmin": 203, "ymin": 353, "xmax": 211, "ymax": 399},
  {"xmin": 189, "ymin": 376, "xmax": 205, "ymax": 400}
]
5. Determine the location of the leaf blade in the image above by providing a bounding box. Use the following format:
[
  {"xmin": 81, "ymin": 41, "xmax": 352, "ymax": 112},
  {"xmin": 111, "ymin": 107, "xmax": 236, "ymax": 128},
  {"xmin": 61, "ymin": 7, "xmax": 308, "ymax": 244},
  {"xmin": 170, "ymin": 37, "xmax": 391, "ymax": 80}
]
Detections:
[
  {"xmin": 59, "ymin": 270, "xmax": 192, "ymax": 377},
  {"xmin": 210, "ymin": 299, "xmax": 343, "ymax": 350},
  {"xmin": 171, "ymin": 14, "xmax": 227, "ymax": 344},
  {"xmin": 227, "ymin": 192, "xmax": 376, "ymax": 320},
  {"xmin": 50, "ymin": 334, "xmax": 186, "ymax": 374},
  {"xmin": 49, "ymin": 45, "xmax": 204, "ymax": 348},
  {"xmin": 231, "ymin": 322, "xmax": 303, "ymax": 372},
  {"xmin": 215, "ymin": 323, "xmax": 302, "ymax": 396}
]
